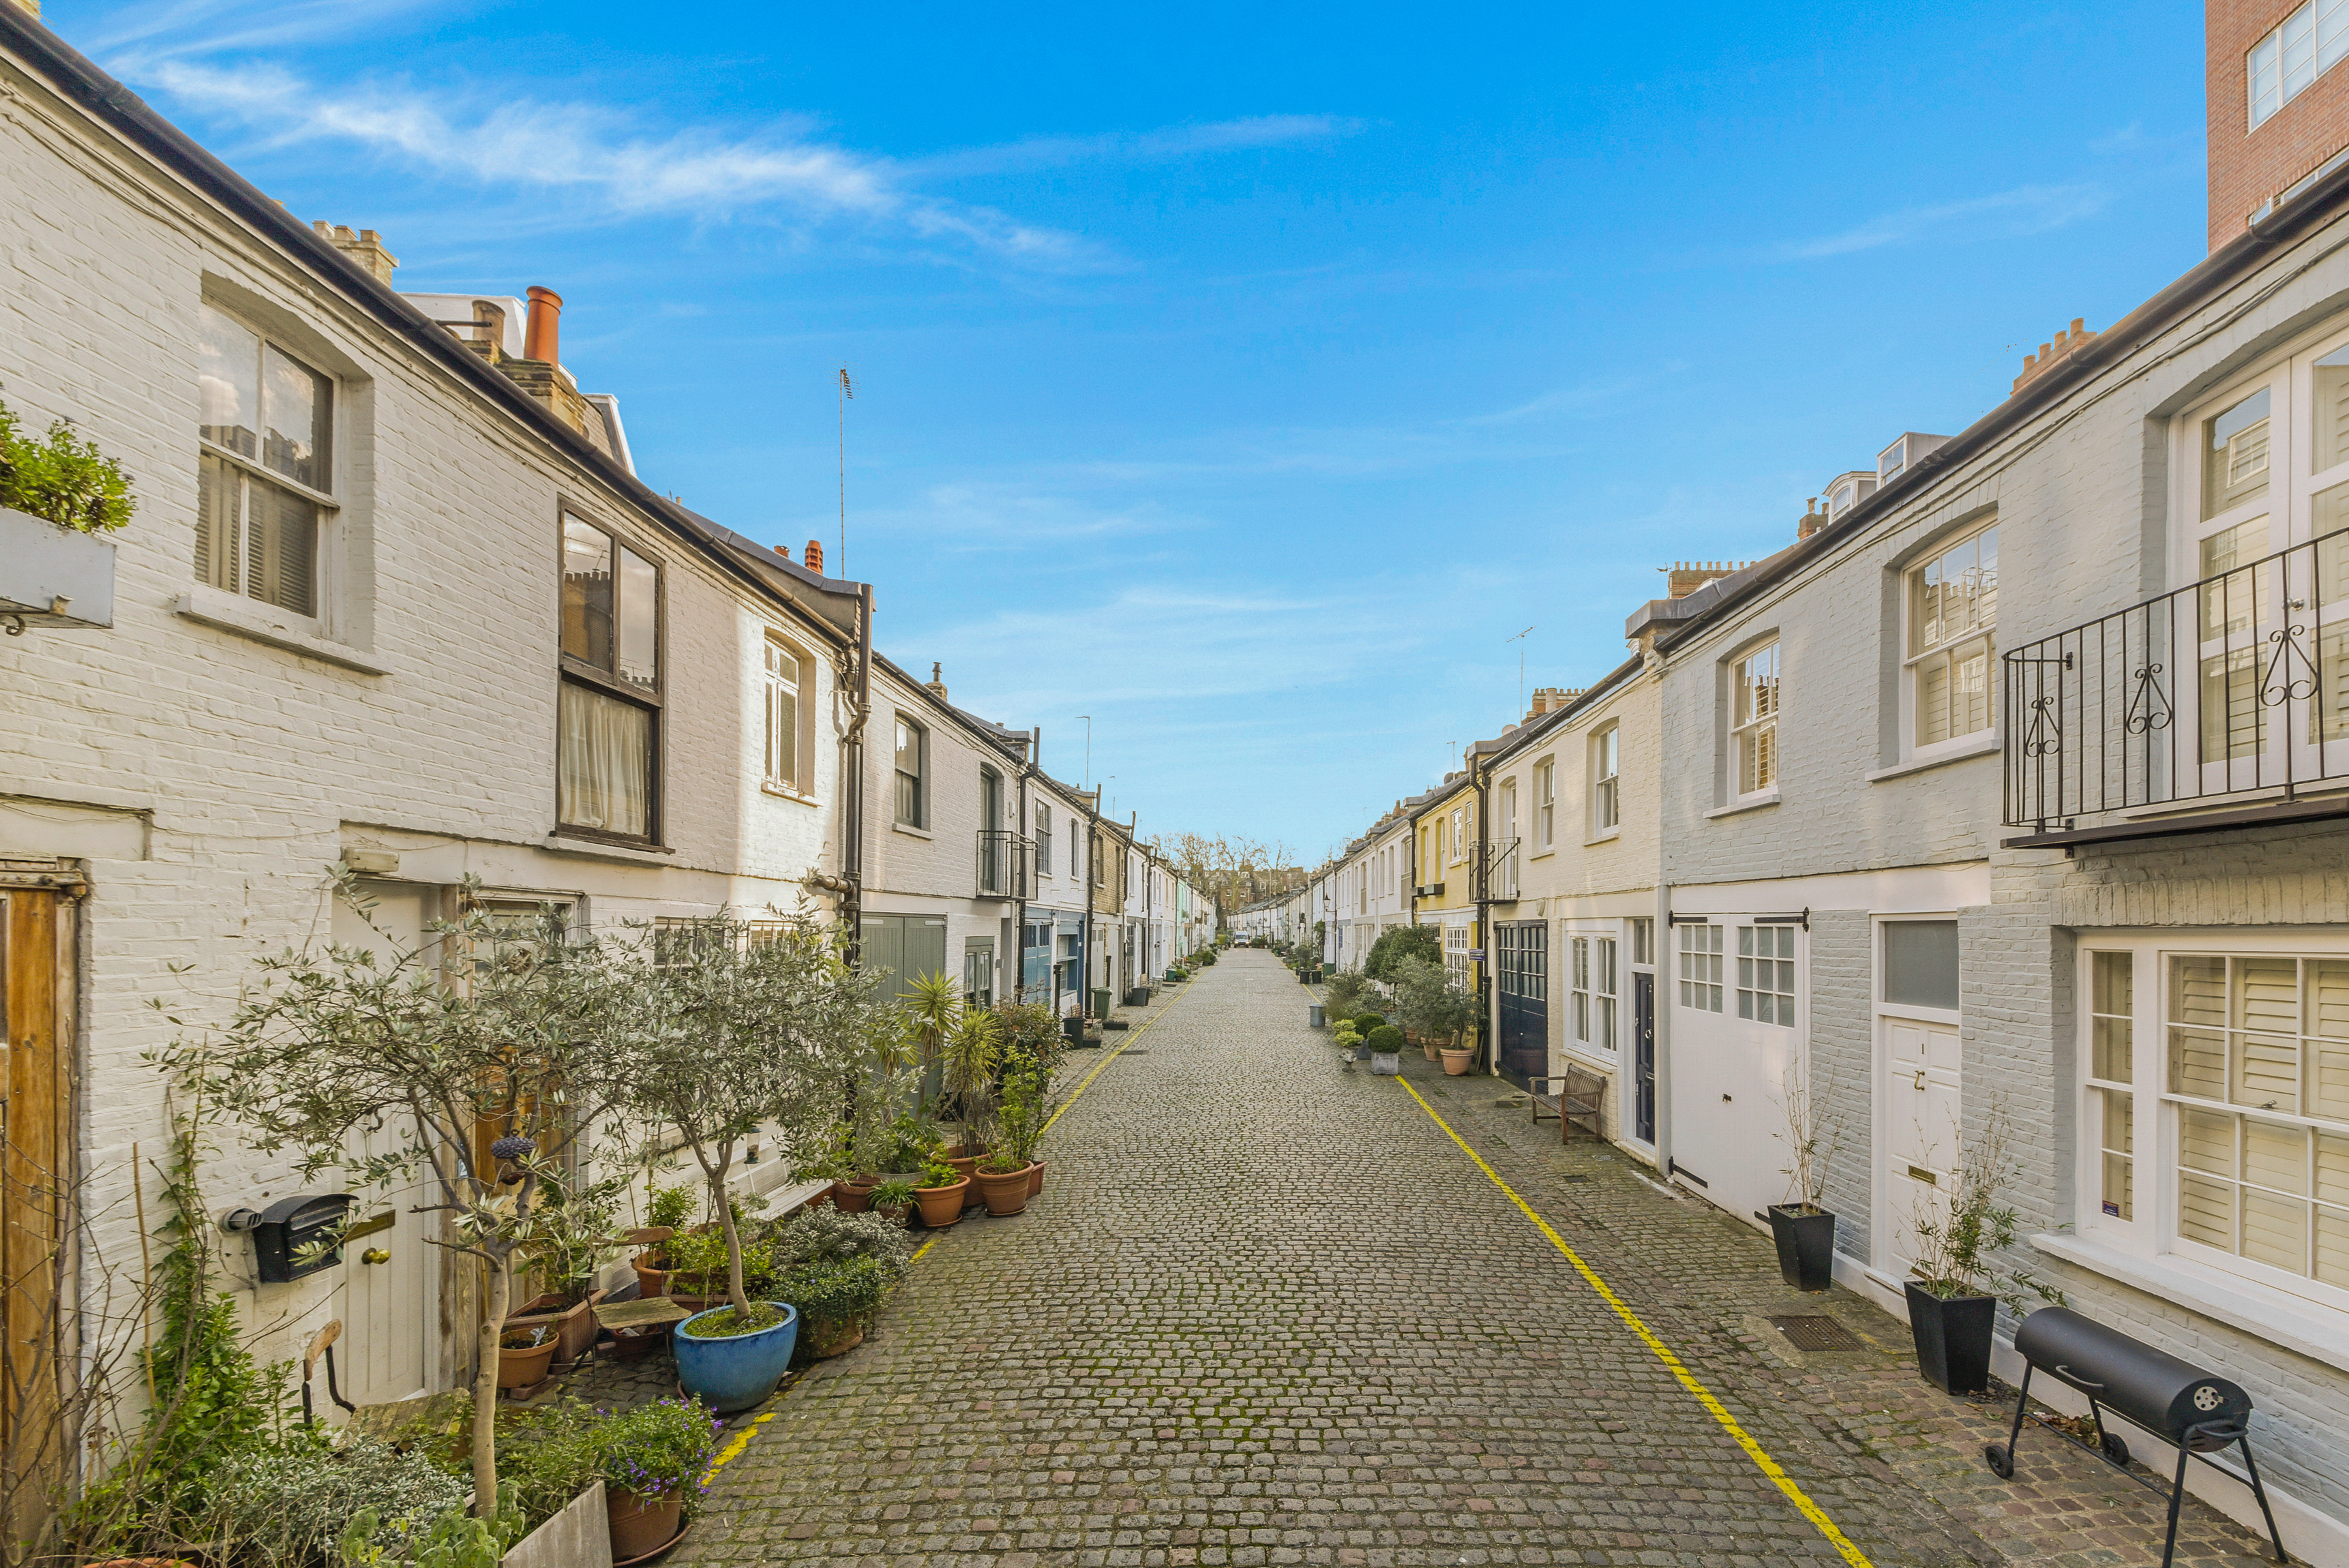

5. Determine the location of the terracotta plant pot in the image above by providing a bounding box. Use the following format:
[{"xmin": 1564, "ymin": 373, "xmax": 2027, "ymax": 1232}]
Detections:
[
  {"xmin": 1423, "ymin": 1040, "xmax": 1441, "ymax": 1061},
  {"xmin": 507, "ymin": 1289, "xmax": 605, "ymax": 1363},
  {"xmin": 496, "ymin": 1332, "xmax": 557, "ymax": 1389},
  {"xmin": 631, "ymin": 1253, "xmax": 672, "ymax": 1299},
  {"xmin": 946, "ymin": 1154, "xmax": 979, "ymax": 1182},
  {"xmin": 1440, "ymin": 1048, "xmax": 1474, "ymax": 1076},
  {"xmin": 1028, "ymin": 1160, "xmax": 1047, "ymax": 1197},
  {"xmin": 833, "ymin": 1182, "xmax": 873, "ymax": 1215},
  {"xmin": 914, "ymin": 1177, "xmax": 970, "ymax": 1228},
  {"xmin": 974, "ymin": 1163, "xmax": 1036, "ymax": 1216},
  {"xmin": 805, "ymin": 1316, "xmax": 865, "ymax": 1359},
  {"xmin": 606, "ymin": 1486, "xmax": 684, "ymax": 1561}
]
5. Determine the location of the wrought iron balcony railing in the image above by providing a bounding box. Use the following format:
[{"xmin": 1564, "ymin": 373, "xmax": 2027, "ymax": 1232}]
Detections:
[
  {"xmin": 976, "ymin": 830, "xmax": 1034, "ymax": 899},
  {"xmin": 2005, "ymin": 526, "xmax": 2349, "ymax": 832}
]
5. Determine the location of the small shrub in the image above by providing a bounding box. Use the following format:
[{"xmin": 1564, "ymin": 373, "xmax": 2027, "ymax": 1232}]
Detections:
[
  {"xmin": 776, "ymin": 1255, "xmax": 894, "ymax": 1336},
  {"xmin": 1364, "ymin": 1025, "xmax": 1405, "ymax": 1055},
  {"xmin": 871, "ymin": 1179, "xmax": 916, "ymax": 1207},
  {"xmin": 916, "ymin": 1160, "xmax": 961, "ymax": 1189},
  {"xmin": 646, "ymin": 1183, "xmax": 697, "ymax": 1233},
  {"xmin": 771, "ymin": 1205, "xmax": 912, "ymax": 1274},
  {"xmin": 1351, "ymin": 1012, "xmax": 1388, "ymax": 1034},
  {"xmin": 206, "ymin": 1436, "xmax": 467, "ymax": 1564},
  {"xmin": 492, "ymin": 1398, "xmax": 606, "ymax": 1531},
  {"xmin": 0, "ymin": 400, "xmax": 136, "ymax": 533}
]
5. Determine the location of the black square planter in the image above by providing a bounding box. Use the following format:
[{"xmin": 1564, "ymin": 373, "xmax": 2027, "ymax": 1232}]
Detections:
[
  {"xmin": 1904, "ymin": 1281, "xmax": 1996, "ymax": 1396},
  {"xmin": 1766, "ymin": 1205, "xmax": 1836, "ymax": 1293}
]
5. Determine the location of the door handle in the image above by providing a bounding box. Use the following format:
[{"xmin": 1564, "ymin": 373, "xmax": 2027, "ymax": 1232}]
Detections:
[
  {"xmin": 360, "ymin": 1248, "xmax": 390, "ymax": 1265},
  {"xmin": 1913, "ymin": 1069, "xmax": 1926, "ymax": 1091}
]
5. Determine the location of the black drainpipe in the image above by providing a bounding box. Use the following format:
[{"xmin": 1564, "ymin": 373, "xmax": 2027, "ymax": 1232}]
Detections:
[
  {"xmin": 841, "ymin": 585, "xmax": 873, "ymax": 967},
  {"xmin": 1473, "ymin": 753, "xmax": 1494, "ymax": 1075},
  {"xmin": 1015, "ymin": 727, "xmax": 1037, "ymax": 1007}
]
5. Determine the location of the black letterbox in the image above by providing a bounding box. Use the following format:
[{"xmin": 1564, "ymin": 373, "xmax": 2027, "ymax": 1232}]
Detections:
[{"xmin": 252, "ymin": 1193, "xmax": 353, "ymax": 1284}]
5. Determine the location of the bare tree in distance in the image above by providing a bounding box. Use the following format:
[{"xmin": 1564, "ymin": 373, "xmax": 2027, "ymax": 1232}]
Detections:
[{"xmin": 1147, "ymin": 831, "xmax": 1304, "ymax": 926}]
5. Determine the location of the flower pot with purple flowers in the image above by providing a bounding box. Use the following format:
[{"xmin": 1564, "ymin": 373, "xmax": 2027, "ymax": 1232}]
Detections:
[{"xmin": 601, "ymin": 1396, "xmax": 722, "ymax": 1557}]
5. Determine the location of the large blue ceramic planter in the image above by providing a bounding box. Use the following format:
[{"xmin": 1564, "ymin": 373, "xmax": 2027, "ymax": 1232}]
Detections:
[{"xmin": 672, "ymin": 1301, "xmax": 799, "ymax": 1413}]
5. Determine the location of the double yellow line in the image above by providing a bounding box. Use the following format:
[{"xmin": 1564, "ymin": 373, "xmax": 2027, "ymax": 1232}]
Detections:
[{"xmin": 1394, "ymin": 1077, "xmax": 1876, "ymax": 1568}]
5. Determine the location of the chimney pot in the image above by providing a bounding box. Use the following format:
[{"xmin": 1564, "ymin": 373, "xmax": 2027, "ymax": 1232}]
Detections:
[
  {"xmin": 311, "ymin": 220, "xmax": 399, "ymax": 285},
  {"xmin": 524, "ymin": 286, "xmax": 564, "ymax": 363},
  {"xmin": 804, "ymin": 539, "xmax": 824, "ymax": 573}
]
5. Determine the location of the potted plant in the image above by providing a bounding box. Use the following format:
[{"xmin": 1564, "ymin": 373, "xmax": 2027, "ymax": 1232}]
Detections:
[
  {"xmin": 1334, "ymin": 1023, "xmax": 1363, "ymax": 1068},
  {"xmin": 601, "ymin": 1397, "xmax": 721, "ymax": 1561},
  {"xmin": 1768, "ymin": 1065, "xmax": 1843, "ymax": 1293},
  {"xmin": 972, "ymin": 1151, "xmax": 1035, "ymax": 1217},
  {"xmin": 778, "ymin": 1255, "xmax": 893, "ymax": 1360},
  {"xmin": 1439, "ymin": 1043, "xmax": 1475, "ymax": 1075},
  {"xmin": 985, "ymin": 1040, "xmax": 1064, "ymax": 1199},
  {"xmin": 0, "ymin": 397, "xmax": 133, "ymax": 632},
  {"xmin": 496, "ymin": 1323, "xmax": 557, "ymax": 1390},
  {"xmin": 507, "ymin": 1183, "xmax": 625, "ymax": 1362},
  {"xmin": 629, "ymin": 1185, "xmax": 693, "ymax": 1295},
  {"xmin": 611, "ymin": 912, "xmax": 891, "ymax": 1413},
  {"xmin": 1365, "ymin": 1023, "xmax": 1405, "ymax": 1076},
  {"xmin": 913, "ymin": 1160, "xmax": 970, "ymax": 1228},
  {"xmin": 1903, "ymin": 1104, "xmax": 2065, "ymax": 1396},
  {"xmin": 870, "ymin": 1179, "xmax": 916, "ymax": 1222}
]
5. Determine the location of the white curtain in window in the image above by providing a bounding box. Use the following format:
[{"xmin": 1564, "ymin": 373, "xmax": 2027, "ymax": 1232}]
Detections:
[{"xmin": 559, "ymin": 681, "xmax": 650, "ymax": 836}]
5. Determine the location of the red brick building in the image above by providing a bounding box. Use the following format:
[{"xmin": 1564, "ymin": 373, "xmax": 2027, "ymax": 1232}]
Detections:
[{"xmin": 2209, "ymin": 0, "xmax": 2349, "ymax": 249}]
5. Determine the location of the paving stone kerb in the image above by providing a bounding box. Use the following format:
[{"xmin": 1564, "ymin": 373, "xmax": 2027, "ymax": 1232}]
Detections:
[{"xmin": 677, "ymin": 952, "xmax": 2273, "ymax": 1568}]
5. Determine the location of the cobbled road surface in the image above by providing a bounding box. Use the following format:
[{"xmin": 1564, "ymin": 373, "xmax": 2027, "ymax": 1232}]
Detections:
[{"xmin": 676, "ymin": 950, "xmax": 2278, "ymax": 1568}]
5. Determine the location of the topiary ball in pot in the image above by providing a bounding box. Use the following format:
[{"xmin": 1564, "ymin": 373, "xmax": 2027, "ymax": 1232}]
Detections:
[
  {"xmin": 1352, "ymin": 1012, "xmax": 1388, "ymax": 1034},
  {"xmin": 1366, "ymin": 1025, "xmax": 1404, "ymax": 1058}
]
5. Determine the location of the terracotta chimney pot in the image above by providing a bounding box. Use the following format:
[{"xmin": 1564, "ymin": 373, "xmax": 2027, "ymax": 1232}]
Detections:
[
  {"xmin": 804, "ymin": 539, "xmax": 824, "ymax": 573},
  {"xmin": 524, "ymin": 286, "xmax": 563, "ymax": 363}
]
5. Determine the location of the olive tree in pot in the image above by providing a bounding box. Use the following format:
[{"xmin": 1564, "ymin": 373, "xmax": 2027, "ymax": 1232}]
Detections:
[
  {"xmin": 1767, "ymin": 1064, "xmax": 1843, "ymax": 1293},
  {"xmin": 1394, "ymin": 955, "xmax": 1480, "ymax": 1068},
  {"xmin": 610, "ymin": 912, "xmax": 887, "ymax": 1412},
  {"xmin": 1903, "ymin": 1102, "xmax": 2065, "ymax": 1396},
  {"xmin": 158, "ymin": 871, "xmax": 626, "ymax": 1521}
]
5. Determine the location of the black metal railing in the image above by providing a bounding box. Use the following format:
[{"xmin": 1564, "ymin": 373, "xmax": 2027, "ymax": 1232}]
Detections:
[
  {"xmin": 1476, "ymin": 838, "xmax": 1524, "ymax": 900},
  {"xmin": 2005, "ymin": 526, "xmax": 2349, "ymax": 830},
  {"xmin": 976, "ymin": 830, "xmax": 1033, "ymax": 899}
]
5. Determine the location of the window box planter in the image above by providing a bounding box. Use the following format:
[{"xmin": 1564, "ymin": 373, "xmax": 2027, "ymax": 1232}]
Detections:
[
  {"xmin": 0, "ymin": 506, "xmax": 115, "ymax": 629},
  {"xmin": 672, "ymin": 1301, "xmax": 799, "ymax": 1412},
  {"xmin": 506, "ymin": 1289, "xmax": 606, "ymax": 1363},
  {"xmin": 1767, "ymin": 1205, "xmax": 1837, "ymax": 1293}
]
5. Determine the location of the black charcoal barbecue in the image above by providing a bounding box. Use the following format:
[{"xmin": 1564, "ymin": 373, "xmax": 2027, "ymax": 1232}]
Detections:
[{"xmin": 1986, "ymin": 1307, "xmax": 2285, "ymax": 1566}]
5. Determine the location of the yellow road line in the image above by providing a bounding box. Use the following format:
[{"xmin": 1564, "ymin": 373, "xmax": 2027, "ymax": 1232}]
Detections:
[
  {"xmin": 1038, "ymin": 977, "xmax": 1194, "ymax": 1137},
  {"xmin": 1393, "ymin": 1077, "xmax": 1876, "ymax": 1568},
  {"xmin": 702, "ymin": 1408, "xmax": 776, "ymax": 1484}
]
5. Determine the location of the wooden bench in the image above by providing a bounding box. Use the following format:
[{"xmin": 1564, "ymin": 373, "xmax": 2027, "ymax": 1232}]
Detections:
[{"xmin": 1527, "ymin": 1066, "xmax": 1606, "ymax": 1143}]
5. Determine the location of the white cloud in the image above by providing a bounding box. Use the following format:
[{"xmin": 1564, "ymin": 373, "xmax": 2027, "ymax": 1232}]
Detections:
[
  {"xmin": 907, "ymin": 115, "xmax": 1365, "ymax": 179},
  {"xmin": 1781, "ymin": 183, "xmax": 2111, "ymax": 260},
  {"xmin": 126, "ymin": 57, "xmax": 1092, "ymax": 262}
]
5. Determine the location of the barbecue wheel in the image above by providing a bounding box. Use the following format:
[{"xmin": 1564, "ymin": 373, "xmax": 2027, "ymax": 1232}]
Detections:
[
  {"xmin": 2099, "ymin": 1432, "xmax": 2129, "ymax": 1467},
  {"xmin": 1983, "ymin": 1443, "xmax": 2014, "ymax": 1480}
]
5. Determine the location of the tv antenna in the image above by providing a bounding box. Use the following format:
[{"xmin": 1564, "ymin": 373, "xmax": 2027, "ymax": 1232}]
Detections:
[
  {"xmin": 1506, "ymin": 625, "xmax": 1535, "ymax": 720},
  {"xmin": 837, "ymin": 366, "xmax": 854, "ymax": 576}
]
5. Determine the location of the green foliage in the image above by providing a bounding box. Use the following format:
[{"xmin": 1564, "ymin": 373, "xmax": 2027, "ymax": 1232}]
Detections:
[
  {"xmin": 646, "ymin": 1183, "xmax": 696, "ymax": 1232},
  {"xmin": 600, "ymin": 1398, "xmax": 721, "ymax": 1508},
  {"xmin": 1321, "ymin": 969, "xmax": 1368, "ymax": 1019},
  {"xmin": 1906, "ymin": 1102, "xmax": 2068, "ymax": 1313},
  {"xmin": 916, "ymin": 1160, "xmax": 961, "ymax": 1189},
  {"xmin": 1392, "ymin": 954, "xmax": 1480, "ymax": 1046},
  {"xmin": 207, "ymin": 1436, "xmax": 468, "ymax": 1565},
  {"xmin": 338, "ymin": 1493, "xmax": 524, "ymax": 1568},
  {"xmin": 666, "ymin": 1226, "xmax": 775, "ymax": 1295},
  {"xmin": 0, "ymin": 398, "xmax": 135, "ymax": 532},
  {"xmin": 871, "ymin": 1179, "xmax": 916, "ymax": 1207},
  {"xmin": 1349, "ymin": 1012, "xmax": 1388, "ymax": 1034},
  {"xmin": 1364, "ymin": 924, "xmax": 1441, "ymax": 981},
  {"xmin": 1364, "ymin": 1025, "xmax": 1405, "ymax": 1055},
  {"xmin": 677, "ymin": 1302, "xmax": 788, "ymax": 1338},
  {"xmin": 770, "ymin": 1204, "xmax": 912, "ymax": 1275},
  {"xmin": 775, "ymin": 1255, "xmax": 894, "ymax": 1335},
  {"xmin": 480, "ymin": 1398, "xmax": 606, "ymax": 1532}
]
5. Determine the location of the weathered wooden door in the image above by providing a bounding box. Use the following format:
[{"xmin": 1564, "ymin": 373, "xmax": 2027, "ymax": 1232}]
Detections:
[{"xmin": 0, "ymin": 878, "xmax": 70, "ymax": 1544}]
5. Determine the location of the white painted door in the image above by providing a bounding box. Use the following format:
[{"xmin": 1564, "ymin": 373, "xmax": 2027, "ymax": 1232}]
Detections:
[
  {"xmin": 331, "ymin": 887, "xmax": 434, "ymax": 1409},
  {"xmin": 1881, "ymin": 1016, "xmax": 1962, "ymax": 1278}
]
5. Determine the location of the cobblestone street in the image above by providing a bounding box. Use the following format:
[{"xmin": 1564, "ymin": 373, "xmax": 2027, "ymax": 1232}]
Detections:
[{"xmin": 676, "ymin": 950, "xmax": 2285, "ymax": 1568}]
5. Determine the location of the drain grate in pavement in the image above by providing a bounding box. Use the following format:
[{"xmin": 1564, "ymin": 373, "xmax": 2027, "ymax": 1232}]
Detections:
[{"xmin": 1767, "ymin": 1314, "xmax": 1864, "ymax": 1353}]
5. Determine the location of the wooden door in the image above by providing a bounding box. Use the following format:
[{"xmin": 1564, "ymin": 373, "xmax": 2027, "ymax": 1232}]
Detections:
[
  {"xmin": 330, "ymin": 891, "xmax": 432, "ymax": 1409},
  {"xmin": 1882, "ymin": 1016, "xmax": 1962, "ymax": 1277},
  {"xmin": 0, "ymin": 882, "xmax": 70, "ymax": 1543}
]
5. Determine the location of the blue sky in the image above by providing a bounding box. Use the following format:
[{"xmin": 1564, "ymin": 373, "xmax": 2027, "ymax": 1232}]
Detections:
[{"xmin": 61, "ymin": 0, "xmax": 2207, "ymax": 859}]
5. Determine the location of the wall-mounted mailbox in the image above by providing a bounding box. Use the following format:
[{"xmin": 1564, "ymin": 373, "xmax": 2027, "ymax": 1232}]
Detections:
[{"xmin": 252, "ymin": 1193, "xmax": 354, "ymax": 1284}]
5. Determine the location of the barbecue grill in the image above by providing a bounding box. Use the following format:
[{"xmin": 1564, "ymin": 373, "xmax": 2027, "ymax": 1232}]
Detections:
[{"xmin": 1985, "ymin": 1307, "xmax": 2285, "ymax": 1566}]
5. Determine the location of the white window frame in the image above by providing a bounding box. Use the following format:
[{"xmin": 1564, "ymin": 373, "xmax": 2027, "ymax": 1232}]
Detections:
[
  {"xmin": 1903, "ymin": 520, "xmax": 1999, "ymax": 759},
  {"xmin": 1677, "ymin": 921, "xmax": 1723, "ymax": 1012},
  {"xmin": 1567, "ymin": 925, "xmax": 1619, "ymax": 1059},
  {"xmin": 1730, "ymin": 643, "xmax": 1780, "ymax": 800},
  {"xmin": 195, "ymin": 301, "xmax": 340, "ymax": 622},
  {"xmin": 893, "ymin": 714, "xmax": 928, "ymax": 828},
  {"xmin": 1735, "ymin": 923, "xmax": 1799, "ymax": 1027},
  {"xmin": 2076, "ymin": 929, "xmax": 2349, "ymax": 1323},
  {"xmin": 762, "ymin": 636, "xmax": 808, "ymax": 796},
  {"xmin": 1590, "ymin": 723, "xmax": 1620, "ymax": 836},
  {"xmin": 2247, "ymin": 0, "xmax": 2349, "ymax": 130},
  {"xmin": 1534, "ymin": 757, "xmax": 1556, "ymax": 852},
  {"xmin": 1036, "ymin": 803, "xmax": 1053, "ymax": 875}
]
